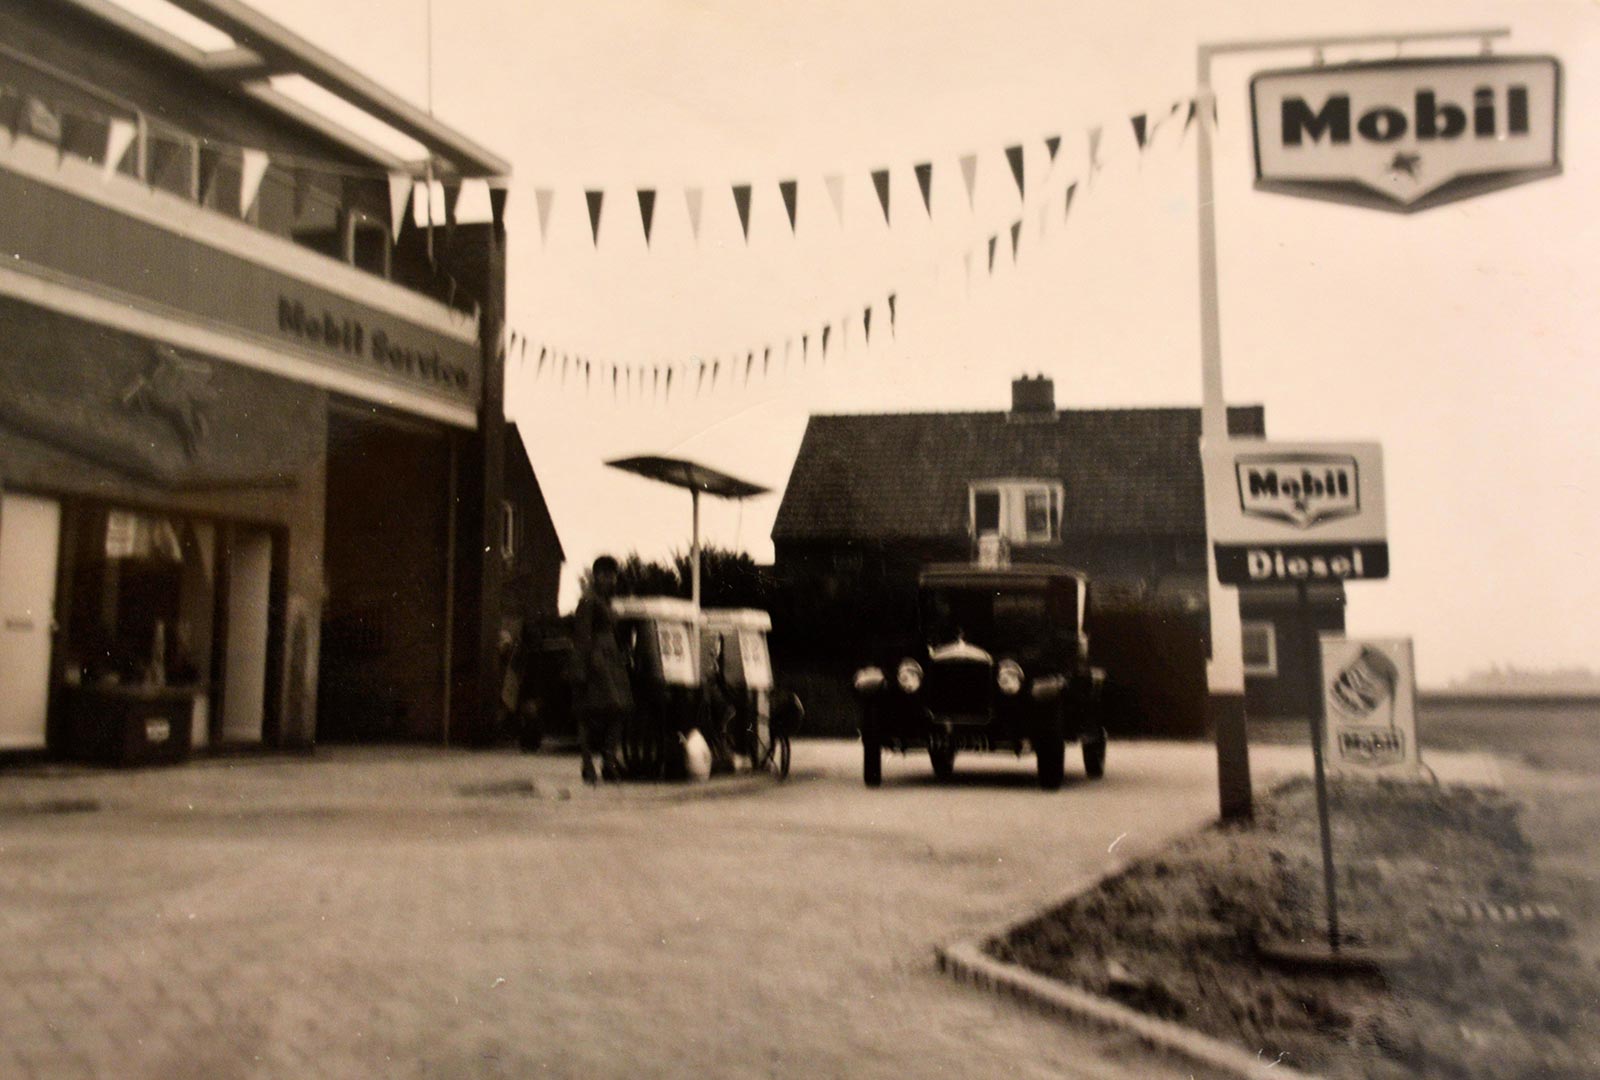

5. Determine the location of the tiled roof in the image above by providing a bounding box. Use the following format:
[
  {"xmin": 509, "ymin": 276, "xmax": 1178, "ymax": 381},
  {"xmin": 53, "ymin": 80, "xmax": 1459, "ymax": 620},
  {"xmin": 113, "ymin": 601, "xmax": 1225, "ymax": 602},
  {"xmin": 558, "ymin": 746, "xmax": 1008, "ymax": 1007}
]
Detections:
[{"xmin": 771, "ymin": 405, "xmax": 1265, "ymax": 542}]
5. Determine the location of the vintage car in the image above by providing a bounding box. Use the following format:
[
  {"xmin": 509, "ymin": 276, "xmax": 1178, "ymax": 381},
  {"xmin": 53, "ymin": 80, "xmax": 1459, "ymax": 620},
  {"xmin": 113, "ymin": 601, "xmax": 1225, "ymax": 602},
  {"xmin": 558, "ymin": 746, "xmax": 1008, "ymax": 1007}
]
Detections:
[{"xmin": 852, "ymin": 563, "xmax": 1105, "ymax": 790}]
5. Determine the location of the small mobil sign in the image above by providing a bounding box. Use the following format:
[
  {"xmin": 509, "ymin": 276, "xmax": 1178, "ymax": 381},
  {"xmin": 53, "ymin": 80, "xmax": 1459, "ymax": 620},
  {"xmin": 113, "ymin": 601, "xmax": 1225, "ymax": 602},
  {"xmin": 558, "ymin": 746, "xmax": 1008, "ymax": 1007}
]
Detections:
[
  {"xmin": 1251, "ymin": 56, "xmax": 1562, "ymax": 212},
  {"xmin": 1203, "ymin": 440, "xmax": 1387, "ymax": 586},
  {"xmin": 1319, "ymin": 636, "xmax": 1421, "ymax": 778}
]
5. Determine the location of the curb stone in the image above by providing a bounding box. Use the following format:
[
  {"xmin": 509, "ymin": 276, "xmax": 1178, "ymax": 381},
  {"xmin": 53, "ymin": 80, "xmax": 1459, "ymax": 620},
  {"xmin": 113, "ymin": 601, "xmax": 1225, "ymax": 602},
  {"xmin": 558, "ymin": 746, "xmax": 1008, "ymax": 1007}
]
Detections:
[{"xmin": 935, "ymin": 859, "xmax": 1326, "ymax": 1080}]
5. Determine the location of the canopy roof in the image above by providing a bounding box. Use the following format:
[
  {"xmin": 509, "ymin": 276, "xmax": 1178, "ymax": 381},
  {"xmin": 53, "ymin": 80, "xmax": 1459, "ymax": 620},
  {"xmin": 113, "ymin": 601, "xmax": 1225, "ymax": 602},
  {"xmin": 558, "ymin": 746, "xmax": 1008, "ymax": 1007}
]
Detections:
[{"xmin": 606, "ymin": 455, "xmax": 769, "ymax": 499}]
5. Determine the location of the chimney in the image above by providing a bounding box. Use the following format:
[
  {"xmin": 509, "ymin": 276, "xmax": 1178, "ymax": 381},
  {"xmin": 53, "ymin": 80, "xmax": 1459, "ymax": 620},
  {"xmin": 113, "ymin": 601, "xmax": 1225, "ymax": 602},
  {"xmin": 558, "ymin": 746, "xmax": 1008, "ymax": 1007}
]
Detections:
[{"xmin": 1009, "ymin": 374, "xmax": 1055, "ymax": 420}]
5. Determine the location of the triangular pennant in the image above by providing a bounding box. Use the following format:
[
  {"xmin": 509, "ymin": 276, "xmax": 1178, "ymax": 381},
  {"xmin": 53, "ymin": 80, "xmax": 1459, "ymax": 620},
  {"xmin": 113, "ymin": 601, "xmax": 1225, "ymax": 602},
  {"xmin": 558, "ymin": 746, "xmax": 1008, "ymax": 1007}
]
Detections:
[
  {"xmin": 387, "ymin": 171, "xmax": 412, "ymax": 240},
  {"xmin": 1005, "ymin": 145, "xmax": 1025, "ymax": 200},
  {"xmin": 637, "ymin": 189, "xmax": 657, "ymax": 245},
  {"xmin": 1010, "ymin": 220, "xmax": 1022, "ymax": 261},
  {"xmin": 1211, "ymin": 97, "xmax": 1220, "ymax": 128},
  {"xmin": 779, "ymin": 179, "xmax": 798, "ymax": 232},
  {"xmin": 987, "ymin": 235, "xmax": 998, "ymax": 274},
  {"xmin": 612, "ymin": 365, "xmax": 619, "ymax": 398},
  {"xmin": 870, "ymin": 169, "xmax": 890, "ymax": 225},
  {"xmin": 1088, "ymin": 127, "xmax": 1104, "ymax": 183},
  {"xmin": 801, "ymin": 334, "xmax": 809, "ymax": 364},
  {"xmin": 745, "ymin": 351, "xmax": 754, "ymax": 384},
  {"xmin": 1131, "ymin": 114, "xmax": 1148, "ymax": 150},
  {"xmin": 489, "ymin": 183, "xmax": 509, "ymax": 234},
  {"xmin": 535, "ymin": 188, "xmax": 555, "ymax": 240},
  {"xmin": 584, "ymin": 359, "xmax": 592, "ymax": 390},
  {"xmin": 697, "ymin": 361, "xmax": 707, "ymax": 395},
  {"xmin": 103, "ymin": 118, "xmax": 137, "ymax": 179},
  {"xmin": 1183, "ymin": 99, "xmax": 1198, "ymax": 137},
  {"xmin": 653, "ymin": 366, "xmax": 661, "ymax": 398},
  {"xmin": 235, "ymin": 146, "xmax": 268, "ymax": 216},
  {"xmin": 821, "ymin": 324, "xmax": 832, "ymax": 360},
  {"xmin": 824, "ymin": 174, "xmax": 844, "ymax": 225},
  {"xmin": 561, "ymin": 353, "xmax": 569, "ymax": 383},
  {"xmin": 585, "ymin": 190, "xmax": 604, "ymax": 245},
  {"xmin": 732, "ymin": 183, "xmax": 752, "ymax": 241},
  {"xmin": 887, "ymin": 293, "xmax": 897, "ymax": 335},
  {"xmin": 712, "ymin": 359, "xmax": 721, "ymax": 387},
  {"xmin": 914, "ymin": 162, "xmax": 932, "ymax": 216},
  {"xmin": 959, "ymin": 153, "xmax": 977, "ymax": 209},
  {"xmin": 863, "ymin": 305, "xmax": 872, "ymax": 344},
  {"xmin": 1064, "ymin": 181, "xmax": 1078, "ymax": 221},
  {"xmin": 537, "ymin": 347, "xmax": 547, "ymax": 377},
  {"xmin": 763, "ymin": 346, "xmax": 771, "ymax": 375},
  {"xmin": 1044, "ymin": 134, "xmax": 1061, "ymax": 163},
  {"xmin": 665, "ymin": 366, "xmax": 674, "ymax": 399},
  {"xmin": 685, "ymin": 187, "xmax": 704, "ymax": 240}
]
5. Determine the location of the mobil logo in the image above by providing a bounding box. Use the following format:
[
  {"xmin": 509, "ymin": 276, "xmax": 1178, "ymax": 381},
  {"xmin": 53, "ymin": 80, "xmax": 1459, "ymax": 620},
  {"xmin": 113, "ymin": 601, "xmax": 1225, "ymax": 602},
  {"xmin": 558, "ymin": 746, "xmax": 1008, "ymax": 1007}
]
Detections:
[
  {"xmin": 1250, "ymin": 56, "xmax": 1561, "ymax": 212},
  {"xmin": 1235, "ymin": 454, "xmax": 1359, "ymax": 529}
]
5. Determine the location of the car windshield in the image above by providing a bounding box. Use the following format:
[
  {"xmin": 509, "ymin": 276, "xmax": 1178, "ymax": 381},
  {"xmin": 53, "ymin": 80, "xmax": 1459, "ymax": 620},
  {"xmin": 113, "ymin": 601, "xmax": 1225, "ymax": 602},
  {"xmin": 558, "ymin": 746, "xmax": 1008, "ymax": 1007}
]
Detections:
[{"xmin": 920, "ymin": 585, "xmax": 1068, "ymax": 652}]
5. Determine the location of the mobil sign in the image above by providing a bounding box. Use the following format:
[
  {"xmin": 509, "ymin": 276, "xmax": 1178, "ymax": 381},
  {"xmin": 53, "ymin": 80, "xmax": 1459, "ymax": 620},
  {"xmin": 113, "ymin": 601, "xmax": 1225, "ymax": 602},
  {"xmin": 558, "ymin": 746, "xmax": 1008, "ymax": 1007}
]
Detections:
[
  {"xmin": 1251, "ymin": 56, "xmax": 1562, "ymax": 212},
  {"xmin": 1203, "ymin": 440, "xmax": 1387, "ymax": 586}
]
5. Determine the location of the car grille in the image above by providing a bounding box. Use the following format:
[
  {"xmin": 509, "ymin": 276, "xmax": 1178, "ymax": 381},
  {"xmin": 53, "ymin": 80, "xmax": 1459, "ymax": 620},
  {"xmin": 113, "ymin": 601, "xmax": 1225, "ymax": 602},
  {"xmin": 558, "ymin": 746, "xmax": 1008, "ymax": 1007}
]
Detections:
[{"xmin": 924, "ymin": 659, "xmax": 992, "ymax": 717}]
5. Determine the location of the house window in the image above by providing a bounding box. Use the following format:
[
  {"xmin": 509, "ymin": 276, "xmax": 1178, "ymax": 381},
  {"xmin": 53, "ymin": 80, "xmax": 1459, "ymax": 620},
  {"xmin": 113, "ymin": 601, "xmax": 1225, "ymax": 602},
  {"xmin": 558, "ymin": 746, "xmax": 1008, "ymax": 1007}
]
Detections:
[
  {"xmin": 499, "ymin": 500, "xmax": 519, "ymax": 561},
  {"xmin": 969, "ymin": 480, "xmax": 1063, "ymax": 545},
  {"xmin": 1241, "ymin": 620, "xmax": 1277, "ymax": 677}
]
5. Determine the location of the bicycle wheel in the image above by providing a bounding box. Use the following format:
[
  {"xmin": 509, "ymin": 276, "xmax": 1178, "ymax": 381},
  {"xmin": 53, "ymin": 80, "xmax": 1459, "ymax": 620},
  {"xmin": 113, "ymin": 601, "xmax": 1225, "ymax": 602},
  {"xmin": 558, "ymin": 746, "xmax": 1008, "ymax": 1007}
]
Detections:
[
  {"xmin": 748, "ymin": 707, "xmax": 776, "ymax": 772},
  {"xmin": 773, "ymin": 735, "xmax": 791, "ymax": 780}
]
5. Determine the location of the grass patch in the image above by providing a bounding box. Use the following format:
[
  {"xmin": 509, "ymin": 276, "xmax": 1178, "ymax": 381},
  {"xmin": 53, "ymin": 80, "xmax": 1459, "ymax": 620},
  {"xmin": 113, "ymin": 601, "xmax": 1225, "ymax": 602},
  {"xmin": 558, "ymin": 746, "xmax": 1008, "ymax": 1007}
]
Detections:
[{"xmin": 991, "ymin": 779, "xmax": 1600, "ymax": 1079}]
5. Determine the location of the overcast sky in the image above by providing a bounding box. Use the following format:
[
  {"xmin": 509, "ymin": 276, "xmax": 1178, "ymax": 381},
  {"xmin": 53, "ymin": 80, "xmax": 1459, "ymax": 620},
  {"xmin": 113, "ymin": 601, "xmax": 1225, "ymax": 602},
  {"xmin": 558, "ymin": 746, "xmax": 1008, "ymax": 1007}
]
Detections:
[{"xmin": 241, "ymin": 0, "xmax": 1599, "ymax": 684}]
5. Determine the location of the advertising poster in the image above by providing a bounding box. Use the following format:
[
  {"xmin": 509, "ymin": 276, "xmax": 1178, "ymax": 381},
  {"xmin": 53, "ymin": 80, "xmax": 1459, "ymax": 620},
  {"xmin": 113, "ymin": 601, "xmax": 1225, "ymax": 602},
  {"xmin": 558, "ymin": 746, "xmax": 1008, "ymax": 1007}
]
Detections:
[{"xmin": 1319, "ymin": 636, "xmax": 1422, "ymax": 779}]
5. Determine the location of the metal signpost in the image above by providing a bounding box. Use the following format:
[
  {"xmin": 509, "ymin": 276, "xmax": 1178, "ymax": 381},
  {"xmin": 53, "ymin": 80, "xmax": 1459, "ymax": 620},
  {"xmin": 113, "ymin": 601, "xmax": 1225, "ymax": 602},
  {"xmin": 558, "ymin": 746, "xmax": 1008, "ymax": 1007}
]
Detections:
[{"xmin": 1193, "ymin": 25, "xmax": 1516, "ymax": 825}]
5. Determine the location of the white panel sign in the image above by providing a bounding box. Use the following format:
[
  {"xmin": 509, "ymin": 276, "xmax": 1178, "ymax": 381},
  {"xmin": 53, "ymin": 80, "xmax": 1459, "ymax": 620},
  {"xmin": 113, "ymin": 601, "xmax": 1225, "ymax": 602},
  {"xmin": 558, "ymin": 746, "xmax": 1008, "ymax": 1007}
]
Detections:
[
  {"xmin": 1251, "ymin": 57, "xmax": 1562, "ymax": 212},
  {"xmin": 1203, "ymin": 440, "xmax": 1388, "ymax": 585},
  {"xmin": 1320, "ymin": 636, "xmax": 1421, "ymax": 779}
]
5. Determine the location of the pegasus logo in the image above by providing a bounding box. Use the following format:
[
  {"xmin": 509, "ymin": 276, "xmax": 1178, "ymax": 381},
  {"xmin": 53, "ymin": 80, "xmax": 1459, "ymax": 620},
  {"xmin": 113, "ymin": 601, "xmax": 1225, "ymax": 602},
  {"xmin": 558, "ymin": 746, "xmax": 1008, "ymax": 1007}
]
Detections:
[{"xmin": 121, "ymin": 344, "xmax": 217, "ymax": 456}]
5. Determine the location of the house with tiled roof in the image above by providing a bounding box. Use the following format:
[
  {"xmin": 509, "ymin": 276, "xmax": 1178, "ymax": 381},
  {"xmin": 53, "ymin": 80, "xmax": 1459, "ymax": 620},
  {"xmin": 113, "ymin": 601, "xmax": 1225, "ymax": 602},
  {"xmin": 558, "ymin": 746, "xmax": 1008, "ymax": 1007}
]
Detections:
[{"xmin": 771, "ymin": 376, "xmax": 1342, "ymax": 728}]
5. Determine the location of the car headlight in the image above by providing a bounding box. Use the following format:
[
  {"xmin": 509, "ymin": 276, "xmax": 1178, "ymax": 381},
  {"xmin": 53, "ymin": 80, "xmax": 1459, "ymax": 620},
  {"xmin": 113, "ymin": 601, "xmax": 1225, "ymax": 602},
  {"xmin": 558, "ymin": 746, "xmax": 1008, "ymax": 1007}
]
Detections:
[
  {"xmin": 1030, "ymin": 674, "xmax": 1067, "ymax": 700},
  {"xmin": 853, "ymin": 666, "xmax": 885, "ymax": 693},
  {"xmin": 997, "ymin": 660, "xmax": 1024, "ymax": 696},
  {"xmin": 896, "ymin": 659, "xmax": 923, "ymax": 693}
]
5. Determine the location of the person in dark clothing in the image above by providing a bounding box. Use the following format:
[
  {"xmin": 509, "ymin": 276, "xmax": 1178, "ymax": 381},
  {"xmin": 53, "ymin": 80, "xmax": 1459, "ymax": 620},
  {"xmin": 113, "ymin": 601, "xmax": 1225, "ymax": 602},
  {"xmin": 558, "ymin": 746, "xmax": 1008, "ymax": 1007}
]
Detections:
[{"xmin": 571, "ymin": 555, "xmax": 633, "ymax": 783}]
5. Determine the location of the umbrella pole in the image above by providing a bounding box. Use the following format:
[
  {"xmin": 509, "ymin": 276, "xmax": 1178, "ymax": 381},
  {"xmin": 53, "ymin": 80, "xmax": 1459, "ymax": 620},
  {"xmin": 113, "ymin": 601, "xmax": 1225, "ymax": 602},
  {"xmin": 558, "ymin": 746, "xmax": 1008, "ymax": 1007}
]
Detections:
[{"xmin": 690, "ymin": 488, "xmax": 701, "ymax": 609}]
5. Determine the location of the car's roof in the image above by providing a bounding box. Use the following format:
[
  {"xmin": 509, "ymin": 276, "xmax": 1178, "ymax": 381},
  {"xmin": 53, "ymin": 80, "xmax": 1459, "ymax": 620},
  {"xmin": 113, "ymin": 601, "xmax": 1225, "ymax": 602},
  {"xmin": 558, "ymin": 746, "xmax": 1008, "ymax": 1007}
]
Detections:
[{"xmin": 918, "ymin": 563, "xmax": 1088, "ymax": 588}]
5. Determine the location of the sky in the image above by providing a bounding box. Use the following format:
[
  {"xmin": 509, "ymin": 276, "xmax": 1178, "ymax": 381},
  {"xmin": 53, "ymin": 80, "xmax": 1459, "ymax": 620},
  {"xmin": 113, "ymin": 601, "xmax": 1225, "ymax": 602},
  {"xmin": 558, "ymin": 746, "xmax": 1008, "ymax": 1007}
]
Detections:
[{"xmin": 234, "ymin": 0, "xmax": 1600, "ymax": 685}]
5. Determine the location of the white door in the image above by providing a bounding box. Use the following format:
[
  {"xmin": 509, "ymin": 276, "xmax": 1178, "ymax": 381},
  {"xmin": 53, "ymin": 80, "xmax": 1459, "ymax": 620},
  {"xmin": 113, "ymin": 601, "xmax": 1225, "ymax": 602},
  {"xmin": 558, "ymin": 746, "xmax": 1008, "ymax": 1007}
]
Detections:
[
  {"xmin": 221, "ymin": 528, "xmax": 272, "ymax": 744},
  {"xmin": 0, "ymin": 494, "xmax": 60, "ymax": 750}
]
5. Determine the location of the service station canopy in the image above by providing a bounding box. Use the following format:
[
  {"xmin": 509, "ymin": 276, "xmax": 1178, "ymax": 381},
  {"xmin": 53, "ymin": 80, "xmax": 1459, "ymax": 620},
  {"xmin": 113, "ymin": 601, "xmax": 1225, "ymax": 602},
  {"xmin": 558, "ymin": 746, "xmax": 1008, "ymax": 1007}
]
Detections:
[{"xmin": 605, "ymin": 456, "xmax": 769, "ymax": 500}]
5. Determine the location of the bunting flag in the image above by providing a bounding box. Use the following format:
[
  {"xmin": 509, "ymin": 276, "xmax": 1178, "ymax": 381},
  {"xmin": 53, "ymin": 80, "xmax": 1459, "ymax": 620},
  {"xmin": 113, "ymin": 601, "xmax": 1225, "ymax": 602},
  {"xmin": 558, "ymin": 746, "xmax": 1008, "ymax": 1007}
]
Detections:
[
  {"xmin": 386, "ymin": 171, "xmax": 412, "ymax": 239},
  {"xmin": 654, "ymin": 366, "xmax": 661, "ymax": 398},
  {"xmin": 1005, "ymin": 144, "xmax": 1025, "ymax": 200},
  {"xmin": 987, "ymin": 235, "xmax": 998, "ymax": 274},
  {"xmin": 685, "ymin": 187, "xmax": 704, "ymax": 240},
  {"xmin": 1065, "ymin": 180, "xmax": 1078, "ymax": 221},
  {"xmin": 732, "ymin": 184, "xmax": 753, "ymax": 241},
  {"xmin": 821, "ymin": 324, "xmax": 831, "ymax": 360},
  {"xmin": 1010, "ymin": 219, "xmax": 1022, "ymax": 261},
  {"xmin": 763, "ymin": 346, "xmax": 772, "ymax": 375},
  {"xmin": 779, "ymin": 179, "xmax": 798, "ymax": 232},
  {"xmin": 697, "ymin": 361, "xmax": 707, "ymax": 394},
  {"xmin": 537, "ymin": 347, "xmax": 547, "ymax": 377},
  {"xmin": 237, "ymin": 148, "xmax": 269, "ymax": 218},
  {"xmin": 887, "ymin": 293, "xmax": 897, "ymax": 336},
  {"xmin": 914, "ymin": 162, "xmax": 933, "ymax": 216},
  {"xmin": 959, "ymin": 153, "xmax": 978, "ymax": 209},
  {"xmin": 666, "ymin": 367, "xmax": 674, "ymax": 399},
  {"xmin": 712, "ymin": 359, "xmax": 721, "ymax": 387},
  {"xmin": 585, "ymin": 190, "xmax": 604, "ymax": 245},
  {"xmin": 824, "ymin": 174, "xmax": 844, "ymax": 225},
  {"xmin": 1131, "ymin": 114, "xmax": 1148, "ymax": 151},
  {"xmin": 489, "ymin": 183, "xmax": 509, "ymax": 234},
  {"xmin": 801, "ymin": 333, "xmax": 809, "ymax": 364},
  {"xmin": 535, "ymin": 188, "xmax": 555, "ymax": 241},
  {"xmin": 584, "ymin": 359, "xmax": 592, "ymax": 390},
  {"xmin": 863, "ymin": 305, "xmax": 872, "ymax": 344},
  {"xmin": 744, "ymin": 351, "xmax": 754, "ymax": 384},
  {"xmin": 1044, "ymin": 134, "xmax": 1061, "ymax": 163},
  {"xmin": 561, "ymin": 353, "xmax": 569, "ymax": 383},
  {"xmin": 870, "ymin": 169, "xmax": 890, "ymax": 225},
  {"xmin": 1087, "ymin": 126, "xmax": 1104, "ymax": 183},
  {"xmin": 103, "ymin": 117, "xmax": 136, "ymax": 179},
  {"xmin": 612, "ymin": 366, "xmax": 619, "ymax": 398},
  {"xmin": 637, "ymin": 189, "xmax": 657, "ymax": 246}
]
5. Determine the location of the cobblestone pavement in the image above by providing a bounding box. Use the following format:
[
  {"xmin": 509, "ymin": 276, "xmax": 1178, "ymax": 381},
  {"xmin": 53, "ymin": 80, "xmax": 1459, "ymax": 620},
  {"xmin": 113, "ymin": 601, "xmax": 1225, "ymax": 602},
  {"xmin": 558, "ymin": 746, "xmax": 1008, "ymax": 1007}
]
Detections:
[{"xmin": 0, "ymin": 739, "xmax": 1501, "ymax": 1079}]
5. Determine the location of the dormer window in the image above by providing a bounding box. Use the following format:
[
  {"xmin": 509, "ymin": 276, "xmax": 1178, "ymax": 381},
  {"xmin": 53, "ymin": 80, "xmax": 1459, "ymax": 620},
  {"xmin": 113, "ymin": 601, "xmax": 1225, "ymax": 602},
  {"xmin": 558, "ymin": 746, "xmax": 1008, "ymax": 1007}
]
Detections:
[{"xmin": 969, "ymin": 480, "xmax": 1063, "ymax": 544}]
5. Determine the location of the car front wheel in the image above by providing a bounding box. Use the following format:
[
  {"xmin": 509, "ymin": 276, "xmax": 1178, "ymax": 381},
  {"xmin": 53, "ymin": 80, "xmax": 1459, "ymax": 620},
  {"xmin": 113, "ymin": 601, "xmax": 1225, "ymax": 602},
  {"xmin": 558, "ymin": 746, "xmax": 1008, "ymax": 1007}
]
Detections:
[
  {"xmin": 1082, "ymin": 727, "xmax": 1107, "ymax": 779},
  {"xmin": 929, "ymin": 745, "xmax": 956, "ymax": 781},
  {"xmin": 1035, "ymin": 715, "xmax": 1065, "ymax": 791}
]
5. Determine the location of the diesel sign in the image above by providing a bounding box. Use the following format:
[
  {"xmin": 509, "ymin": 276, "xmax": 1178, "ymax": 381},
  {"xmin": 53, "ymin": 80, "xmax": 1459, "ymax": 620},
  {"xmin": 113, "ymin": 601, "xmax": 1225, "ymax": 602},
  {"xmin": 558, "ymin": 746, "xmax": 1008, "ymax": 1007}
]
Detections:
[{"xmin": 1251, "ymin": 56, "xmax": 1561, "ymax": 212}]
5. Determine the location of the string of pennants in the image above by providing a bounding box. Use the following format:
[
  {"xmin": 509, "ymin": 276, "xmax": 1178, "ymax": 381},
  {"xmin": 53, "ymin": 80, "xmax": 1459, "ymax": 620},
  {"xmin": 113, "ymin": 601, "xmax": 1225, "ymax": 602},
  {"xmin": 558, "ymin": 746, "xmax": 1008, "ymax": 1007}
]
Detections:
[
  {"xmin": 501, "ymin": 287, "xmax": 900, "ymax": 402},
  {"xmin": 503, "ymin": 95, "xmax": 1217, "ymax": 401},
  {"xmin": 535, "ymin": 97, "xmax": 1214, "ymax": 247},
  {"xmin": 0, "ymin": 84, "xmax": 505, "ymax": 245}
]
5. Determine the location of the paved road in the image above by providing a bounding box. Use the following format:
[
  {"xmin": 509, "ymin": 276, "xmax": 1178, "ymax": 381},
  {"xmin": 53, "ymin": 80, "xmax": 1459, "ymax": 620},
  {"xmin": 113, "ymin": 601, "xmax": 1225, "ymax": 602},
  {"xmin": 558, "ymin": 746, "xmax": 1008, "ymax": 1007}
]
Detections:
[{"xmin": 0, "ymin": 739, "xmax": 1493, "ymax": 1079}]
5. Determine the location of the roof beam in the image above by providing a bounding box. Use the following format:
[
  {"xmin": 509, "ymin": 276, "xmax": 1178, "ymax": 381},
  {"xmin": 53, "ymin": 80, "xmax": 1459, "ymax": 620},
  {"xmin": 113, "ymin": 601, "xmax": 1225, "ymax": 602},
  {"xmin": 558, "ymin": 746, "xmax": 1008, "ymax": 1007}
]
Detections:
[{"xmin": 196, "ymin": 45, "xmax": 282, "ymax": 81}]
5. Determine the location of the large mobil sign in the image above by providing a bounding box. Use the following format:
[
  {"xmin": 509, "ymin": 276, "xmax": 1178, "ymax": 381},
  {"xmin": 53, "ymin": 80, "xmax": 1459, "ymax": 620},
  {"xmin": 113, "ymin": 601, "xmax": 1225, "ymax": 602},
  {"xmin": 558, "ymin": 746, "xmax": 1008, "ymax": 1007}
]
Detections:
[
  {"xmin": 1203, "ymin": 440, "xmax": 1387, "ymax": 586},
  {"xmin": 1251, "ymin": 56, "xmax": 1562, "ymax": 212}
]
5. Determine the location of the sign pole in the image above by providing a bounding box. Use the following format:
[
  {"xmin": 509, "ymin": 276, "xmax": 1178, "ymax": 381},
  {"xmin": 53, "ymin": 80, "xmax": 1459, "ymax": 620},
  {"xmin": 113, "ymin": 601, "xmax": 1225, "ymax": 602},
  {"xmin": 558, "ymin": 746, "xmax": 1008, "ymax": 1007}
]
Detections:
[
  {"xmin": 1301, "ymin": 581, "xmax": 1341, "ymax": 951},
  {"xmin": 1193, "ymin": 24, "xmax": 1510, "ymax": 824}
]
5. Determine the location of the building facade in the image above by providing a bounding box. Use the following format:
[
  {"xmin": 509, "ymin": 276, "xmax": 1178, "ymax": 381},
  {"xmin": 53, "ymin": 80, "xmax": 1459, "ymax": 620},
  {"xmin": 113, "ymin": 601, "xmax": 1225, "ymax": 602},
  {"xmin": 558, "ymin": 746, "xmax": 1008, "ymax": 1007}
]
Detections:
[
  {"xmin": 0, "ymin": 0, "xmax": 558, "ymax": 760},
  {"xmin": 771, "ymin": 376, "xmax": 1340, "ymax": 731}
]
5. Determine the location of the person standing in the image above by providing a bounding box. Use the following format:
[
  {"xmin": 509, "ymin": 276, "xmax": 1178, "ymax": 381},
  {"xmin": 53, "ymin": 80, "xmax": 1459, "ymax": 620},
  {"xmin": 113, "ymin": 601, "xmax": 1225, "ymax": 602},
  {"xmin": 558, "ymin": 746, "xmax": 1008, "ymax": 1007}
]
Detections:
[{"xmin": 571, "ymin": 555, "xmax": 633, "ymax": 783}]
